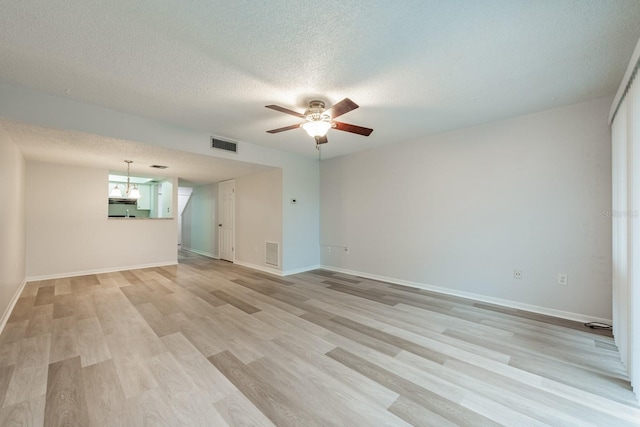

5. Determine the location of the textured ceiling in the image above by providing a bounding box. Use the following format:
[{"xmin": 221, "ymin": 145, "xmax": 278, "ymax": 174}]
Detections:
[
  {"xmin": 0, "ymin": 1, "xmax": 639, "ymax": 161},
  {"xmin": 1, "ymin": 120, "xmax": 274, "ymax": 184}
]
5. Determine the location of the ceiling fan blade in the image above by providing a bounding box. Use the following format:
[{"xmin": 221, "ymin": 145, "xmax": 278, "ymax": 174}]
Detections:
[
  {"xmin": 325, "ymin": 98, "xmax": 359, "ymax": 119},
  {"xmin": 266, "ymin": 123, "xmax": 302, "ymax": 133},
  {"xmin": 265, "ymin": 105, "xmax": 305, "ymax": 118},
  {"xmin": 315, "ymin": 135, "xmax": 328, "ymax": 145},
  {"xmin": 332, "ymin": 121, "xmax": 374, "ymax": 136}
]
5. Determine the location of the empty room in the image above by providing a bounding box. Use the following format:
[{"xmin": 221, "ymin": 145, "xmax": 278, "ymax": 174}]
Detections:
[{"xmin": 1, "ymin": 1, "xmax": 640, "ymax": 426}]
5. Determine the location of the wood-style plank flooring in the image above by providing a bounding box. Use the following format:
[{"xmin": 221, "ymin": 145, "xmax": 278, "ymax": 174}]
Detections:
[{"xmin": 0, "ymin": 250, "xmax": 638, "ymax": 426}]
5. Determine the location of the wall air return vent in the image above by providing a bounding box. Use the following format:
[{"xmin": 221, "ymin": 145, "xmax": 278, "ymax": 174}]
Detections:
[
  {"xmin": 265, "ymin": 241, "xmax": 279, "ymax": 267},
  {"xmin": 211, "ymin": 137, "xmax": 238, "ymax": 153}
]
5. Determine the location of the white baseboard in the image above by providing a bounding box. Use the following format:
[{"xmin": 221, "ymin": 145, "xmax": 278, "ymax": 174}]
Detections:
[
  {"xmin": 234, "ymin": 260, "xmax": 283, "ymax": 276},
  {"xmin": 234, "ymin": 260, "xmax": 321, "ymax": 277},
  {"xmin": 283, "ymin": 264, "xmax": 321, "ymax": 276},
  {"xmin": 0, "ymin": 279, "xmax": 27, "ymax": 335},
  {"xmin": 25, "ymin": 261, "xmax": 178, "ymax": 282},
  {"xmin": 320, "ymin": 265, "xmax": 613, "ymax": 325},
  {"xmin": 182, "ymin": 248, "xmax": 219, "ymax": 259}
]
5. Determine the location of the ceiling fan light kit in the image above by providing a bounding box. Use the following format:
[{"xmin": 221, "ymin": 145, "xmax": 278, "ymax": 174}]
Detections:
[
  {"xmin": 302, "ymin": 100, "xmax": 331, "ymax": 137},
  {"xmin": 265, "ymin": 98, "xmax": 373, "ymax": 145},
  {"xmin": 302, "ymin": 120, "xmax": 331, "ymax": 137}
]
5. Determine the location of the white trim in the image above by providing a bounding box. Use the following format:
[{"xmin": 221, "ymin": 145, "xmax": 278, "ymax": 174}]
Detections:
[
  {"xmin": 0, "ymin": 279, "xmax": 27, "ymax": 335},
  {"xmin": 234, "ymin": 260, "xmax": 321, "ymax": 277},
  {"xmin": 234, "ymin": 260, "xmax": 283, "ymax": 276},
  {"xmin": 182, "ymin": 248, "xmax": 219, "ymax": 259},
  {"xmin": 320, "ymin": 265, "xmax": 613, "ymax": 325},
  {"xmin": 609, "ymin": 37, "xmax": 640, "ymax": 124},
  {"xmin": 218, "ymin": 179, "xmax": 236, "ymax": 263},
  {"xmin": 26, "ymin": 261, "xmax": 178, "ymax": 281},
  {"xmin": 283, "ymin": 264, "xmax": 321, "ymax": 276}
]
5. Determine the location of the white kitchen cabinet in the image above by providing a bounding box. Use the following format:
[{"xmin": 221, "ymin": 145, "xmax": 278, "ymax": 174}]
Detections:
[{"xmin": 136, "ymin": 184, "xmax": 151, "ymax": 210}]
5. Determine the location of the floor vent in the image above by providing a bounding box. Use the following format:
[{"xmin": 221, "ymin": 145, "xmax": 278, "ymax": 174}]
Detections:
[
  {"xmin": 211, "ymin": 137, "xmax": 238, "ymax": 153},
  {"xmin": 265, "ymin": 241, "xmax": 279, "ymax": 267}
]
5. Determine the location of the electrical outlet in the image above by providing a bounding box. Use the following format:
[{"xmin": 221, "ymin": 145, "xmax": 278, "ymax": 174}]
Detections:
[
  {"xmin": 558, "ymin": 273, "xmax": 568, "ymax": 286},
  {"xmin": 327, "ymin": 247, "xmax": 331, "ymax": 253},
  {"xmin": 514, "ymin": 270, "xmax": 523, "ymax": 280}
]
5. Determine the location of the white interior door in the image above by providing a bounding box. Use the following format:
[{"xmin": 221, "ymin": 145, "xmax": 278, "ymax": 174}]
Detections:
[{"xmin": 219, "ymin": 180, "xmax": 235, "ymax": 262}]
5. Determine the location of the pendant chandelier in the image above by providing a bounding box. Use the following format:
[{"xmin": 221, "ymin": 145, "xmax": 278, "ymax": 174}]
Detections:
[{"xmin": 109, "ymin": 160, "xmax": 141, "ymax": 199}]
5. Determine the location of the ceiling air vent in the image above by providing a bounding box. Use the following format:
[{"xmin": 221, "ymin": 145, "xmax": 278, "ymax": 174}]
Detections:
[
  {"xmin": 211, "ymin": 137, "xmax": 238, "ymax": 153},
  {"xmin": 149, "ymin": 165, "xmax": 168, "ymax": 169}
]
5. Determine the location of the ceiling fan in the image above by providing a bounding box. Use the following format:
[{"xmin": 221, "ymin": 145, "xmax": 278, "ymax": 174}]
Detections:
[{"xmin": 265, "ymin": 98, "xmax": 373, "ymax": 145}]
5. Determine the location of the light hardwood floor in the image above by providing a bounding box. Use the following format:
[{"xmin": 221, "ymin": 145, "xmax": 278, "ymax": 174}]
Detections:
[{"xmin": 0, "ymin": 250, "xmax": 638, "ymax": 426}]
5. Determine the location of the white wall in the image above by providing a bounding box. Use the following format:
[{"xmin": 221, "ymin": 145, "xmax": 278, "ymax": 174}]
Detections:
[
  {"xmin": 182, "ymin": 183, "xmax": 218, "ymax": 258},
  {"xmin": 177, "ymin": 186, "xmax": 193, "ymax": 246},
  {"xmin": 236, "ymin": 169, "xmax": 283, "ymax": 272},
  {"xmin": 26, "ymin": 161, "xmax": 178, "ymax": 278},
  {"xmin": 282, "ymin": 158, "xmax": 321, "ymax": 273},
  {"xmin": 0, "ymin": 83, "xmax": 320, "ymax": 273},
  {"xmin": 321, "ymin": 96, "xmax": 613, "ymax": 321},
  {"xmin": 0, "ymin": 124, "xmax": 26, "ymax": 324}
]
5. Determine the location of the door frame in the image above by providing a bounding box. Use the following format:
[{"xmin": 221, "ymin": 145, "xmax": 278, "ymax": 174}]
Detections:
[{"xmin": 218, "ymin": 180, "xmax": 235, "ymax": 262}]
